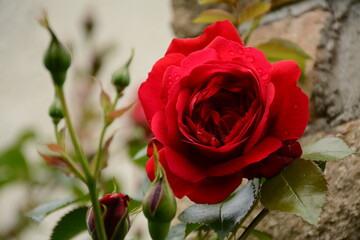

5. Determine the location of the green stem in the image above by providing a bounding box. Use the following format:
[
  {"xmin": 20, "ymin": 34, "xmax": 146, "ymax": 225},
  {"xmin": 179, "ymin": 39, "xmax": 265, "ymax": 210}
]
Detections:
[
  {"xmin": 55, "ymin": 86, "xmax": 91, "ymax": 177},
  {"xmin": 237, "ymin": 208, "xmax": 269, "ymax": 240},
  {"xmin": 54, "ymin": 125, "xmax": 86, "ymax": 182},
  {"xmin": 93, "ymin": 92, "xmax": 119, "ymax": 179},
  {"xmin": 55, "ymin": 86, "xmax": 107, "ymax": 240}
]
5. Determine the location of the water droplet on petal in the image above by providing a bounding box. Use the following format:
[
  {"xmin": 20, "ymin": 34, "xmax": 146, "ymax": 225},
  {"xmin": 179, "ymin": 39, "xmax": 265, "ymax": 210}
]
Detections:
[
  {"xmin": 237, "ymin": 48, "xmax": 244, "ymax": 54},
  {"xmin": 245, "ymin": 48, "xmax": 251, "ymax": 52},
  {"xmin": 283, "ymin": 130, "xmax": 289, "ymax": 135},
  {"xmin": 293, "ymin": 104, "xmax": 299, "ymax": 109},
  {"xmin": 174, "ymin": 74, "xmax": 180, "ymax": 81},
  {"xmin": 228, "ymin": 50, "xmax": 235, "ymax": 56},
  {"xmin": 246, "ymin": 56, "xmax": 255, "ymax": 63},
  {"xmin": 261, "ymin": 73, "xmax": 270, "ymax": 80},
  {"xmin": 257, "ymin": 68, "xmax": 263, "ymax": 73}
]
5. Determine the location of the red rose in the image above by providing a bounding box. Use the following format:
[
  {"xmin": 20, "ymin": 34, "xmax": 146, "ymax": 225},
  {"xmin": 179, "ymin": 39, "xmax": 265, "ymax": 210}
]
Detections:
[{"xmin": 138, "ymin": 20, "xmax": 309, "ymax": 204}]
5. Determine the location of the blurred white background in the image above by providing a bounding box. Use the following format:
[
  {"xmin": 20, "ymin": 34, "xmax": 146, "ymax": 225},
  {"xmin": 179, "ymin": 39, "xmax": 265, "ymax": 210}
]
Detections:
[{"xmin": 0, "ymin": 0, "xmax": 173, "ymax": 239}]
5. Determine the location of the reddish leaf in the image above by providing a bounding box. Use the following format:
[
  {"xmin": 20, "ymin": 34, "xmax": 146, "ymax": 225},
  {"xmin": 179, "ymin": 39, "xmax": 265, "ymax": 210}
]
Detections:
[
  {"xmin": 107, "ymin": 102, "xmax": 136, "ymax": 120},
  {"xmin": 46, "ymin": 143, "xmax": 63, "ymax": 154},
  {"xmin": 39, "ymin": 152, "xmax": 68, "ymax": 167},
  {"xmin": 100, "ymin": 89, "xmax": 112, "ymax": 113}
]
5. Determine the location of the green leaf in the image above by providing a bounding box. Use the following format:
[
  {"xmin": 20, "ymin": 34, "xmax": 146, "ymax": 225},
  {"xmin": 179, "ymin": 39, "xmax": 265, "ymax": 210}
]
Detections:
[
  {"xmin": 238, "ymin": 3, "xmax": 271, "ymax": 25},
  {"xmin": 128, "ymin": 197, "xmax": 142, "ymax": 214},
  {"xmin": 271, "ymin": 0, "xmax": 303, "ymax": 8},
  {"xmin": 199, "ymin": 0, "xmax": 235, "ymax": 5},
  {"xmin": 166, "ymin": 223, "xmax": 203, "ymax": 240},
  {"xmin": 27, "ymin": 196, "xmax": 89, "ymax": 223},
  {"xmin": 132, "ymin": 145, "xmax": 148, "ymax": 168},
  {"xmin": 255, "ymin": 38, "xmax": 311, "ymax": 81},
  {"xmin": 302, "ymin": 137, "xmax": 355, "ymax": 161},
  {"xmin": 260, "ymin": 158, "xmax": 327, "ymax": 225},
  {"xmin": 50, "ymin": 207, "xmax": 88, "ymax": 240},
  {"xmin": 179, "ymin": 179, "xmax": 259, "ymax": 239},
  {"xmin": 193, "ymin": 9, "xmax": 235, "ymax": 24},
  {"xmin": 0, "ymin": 130, "xmax": 35, "ymax": 187}
]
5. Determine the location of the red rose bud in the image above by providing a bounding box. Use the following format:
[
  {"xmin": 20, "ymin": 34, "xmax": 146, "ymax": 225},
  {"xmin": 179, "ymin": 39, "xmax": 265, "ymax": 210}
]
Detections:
[
  {"xmin": 87, "ymin": 193, "xmax": 130, "ymax": 240},
  {"xmin": 112, "ymin": 49, "xmax": 134, "ymax": 94},
  {"xmin": 41, "ymin": 15, "xmax": 71, "ymax": 87},
  {"xmin": 143, "ymin": 164, "xmax": 176, "ymax": 240},
  {"xmin": 49, "ymin": 95, "xmax": 63, "ymax": 125}
]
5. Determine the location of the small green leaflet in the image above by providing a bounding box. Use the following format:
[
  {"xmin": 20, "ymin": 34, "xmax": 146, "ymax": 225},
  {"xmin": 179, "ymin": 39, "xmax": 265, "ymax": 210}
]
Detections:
[
  {"xmin": 199, "ymin": 0, "xmax": 235, "ymax": 5},
  {"xmin": 260, "ymin": 158, "xmax": 327, "ymax": 225},
  {"xmin": 27, "ymin": 196, "xmax": 89, "ymax": 223},
  {"xmin": 255, "ymin": 38, "xmax": 311, "ymax": 82},
  {"xmin": 302, "ymin": 137, "xmax": 355, "ymax": 161},
  {"xmin": 193, "ymin": 9, "xmax": 235, "ymax": 24},
  {"xmin": 238, "ymin": 3, "xmax": 271, "ymax": 25},
  {"xmin": 50, "ymin": 207, "xmax": 88, "ymax": 240},
  {"xmin": 179, "ymin": 179, "xmax": 259, "ymax": 239}
]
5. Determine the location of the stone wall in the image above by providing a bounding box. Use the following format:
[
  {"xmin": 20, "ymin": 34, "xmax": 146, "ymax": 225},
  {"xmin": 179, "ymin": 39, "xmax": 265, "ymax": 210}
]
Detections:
[{"xmin": 171, "ymin": 0, "xmax": 360, "ymax": 239}]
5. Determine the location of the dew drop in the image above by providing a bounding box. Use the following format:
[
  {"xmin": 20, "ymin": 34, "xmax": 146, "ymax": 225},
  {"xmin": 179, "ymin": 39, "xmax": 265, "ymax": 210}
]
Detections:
[
  {"xmin": 257, "ymin": 68, "xmax": 263, "ymax": 73},
  {"xmin": 246, "ymin": 56, "xmax": 255, "ymax": 63},
  {"xmin": 283, "ymin": 130, "xmax": 289, "ymax": 135},
  {"xmin": 261, "ymin": 73, "xmax": 269, "ymax": 80},
  {"xmin": 245, "ymin": 48, "xmax": 251, "ymax": 52},
  {"xmin": 293, "ymin": 104, "xmax": 299, "ymax": 109},
  {"xmin": 237, "ymin": 48, "xmax": 244, "ymax": 54},
  {"xmin": 228, "ymin": 50, "xmax": 236, "ymax": 56},
  {"xmin": 174, "ymin": 74, "xmax": 180, "ymax": 81}
]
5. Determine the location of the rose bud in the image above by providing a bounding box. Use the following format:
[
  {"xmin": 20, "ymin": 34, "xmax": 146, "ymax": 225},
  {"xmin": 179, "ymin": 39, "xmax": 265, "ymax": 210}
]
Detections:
[
  {"xmin": 49, "ymin": 95, "xmax": 63, "ymax": 125},
  {"xmin": 112, "ymin": 50, "xmax": 134, "ymax": 95},
  {"xmin": 87, "ymin": 193, "xmax": 130, "ymax": 240},
  {"xmin": 143, "ymin": 149, "xmax": 176, "ymax": 240},
  {"xmin": 41, "ymin": 14, "xmax": 71, "ymax": 87}
]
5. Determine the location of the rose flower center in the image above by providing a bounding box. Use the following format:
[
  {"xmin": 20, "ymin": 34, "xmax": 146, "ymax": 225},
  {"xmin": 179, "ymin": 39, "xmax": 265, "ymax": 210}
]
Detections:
[{"xmin": 185, "ymin": 75, "xmax": 256, "ymax": 148}]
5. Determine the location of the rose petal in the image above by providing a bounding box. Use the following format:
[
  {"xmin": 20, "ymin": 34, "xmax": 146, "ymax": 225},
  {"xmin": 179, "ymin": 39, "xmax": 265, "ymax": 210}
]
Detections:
[
  {"xmin": 166, "ymin": 20, "xmax": 243, "ymax": 56},
  {"xmin": 165, "ymin": 147, "xmax": 206, "ymax": 183},
  {"xmin": 206, "ymin": 136, "xmax": 282, "ymax": 176},
  {"xmin": 146, "ymin": 149, "xmax": 193, "ymax": 198},
  {"xmin": 161, "ymin": 48, "xmax": 219, "ymax": 103},
  {"xmin": 244, "ymin": 82, "xmax": 275, "ymax": 153},
  {"xmin": 243, "ymin": 154, "xmax": 293, "ymax": 179},
  {"xmin": 139, "ymin": 53, "xmax": 185, "ymax": 123},
  {"xmin": 186, "ymin": 171, "xmax": 243, "ymax": 204},
  {"xmin": 268, "ymin": 60, "xmax": 309, "ymax": 140}
]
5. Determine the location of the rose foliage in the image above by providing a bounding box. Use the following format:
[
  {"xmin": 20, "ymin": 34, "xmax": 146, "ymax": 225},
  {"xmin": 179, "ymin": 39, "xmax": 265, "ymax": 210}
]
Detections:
[{"xmin": 138, "ymin": 20, "xmax": 309, "ymax": 204}]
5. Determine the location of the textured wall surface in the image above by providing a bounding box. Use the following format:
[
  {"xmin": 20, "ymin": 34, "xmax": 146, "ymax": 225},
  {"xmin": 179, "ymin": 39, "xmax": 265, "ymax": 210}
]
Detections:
[{"xmin": 171, "ymin": 0, "xmax": 360, "ymax": 239}]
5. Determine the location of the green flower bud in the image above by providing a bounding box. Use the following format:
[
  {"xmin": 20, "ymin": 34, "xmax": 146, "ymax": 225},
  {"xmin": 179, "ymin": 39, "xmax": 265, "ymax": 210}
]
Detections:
[
  {"xmin": 43, "ymin": 23, "xmax": 71, "ymax": 87},
  {"xmin": 112, "ymin": 50, "xmax": 134, "ymax": 94},
  {"xmin": 49, "ymin": 96, "xmax": 63, "ymax": 125},
  {"xmin": 143, "ymin": 175, "xmax": 177, "ymax": 240}
]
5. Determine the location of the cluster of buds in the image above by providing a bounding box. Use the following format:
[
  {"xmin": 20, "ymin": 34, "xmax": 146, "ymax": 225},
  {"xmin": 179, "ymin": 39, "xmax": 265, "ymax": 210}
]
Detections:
[{"xmin": 87, "ymin": 193, "xmax": 130, "ymax": 240}]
